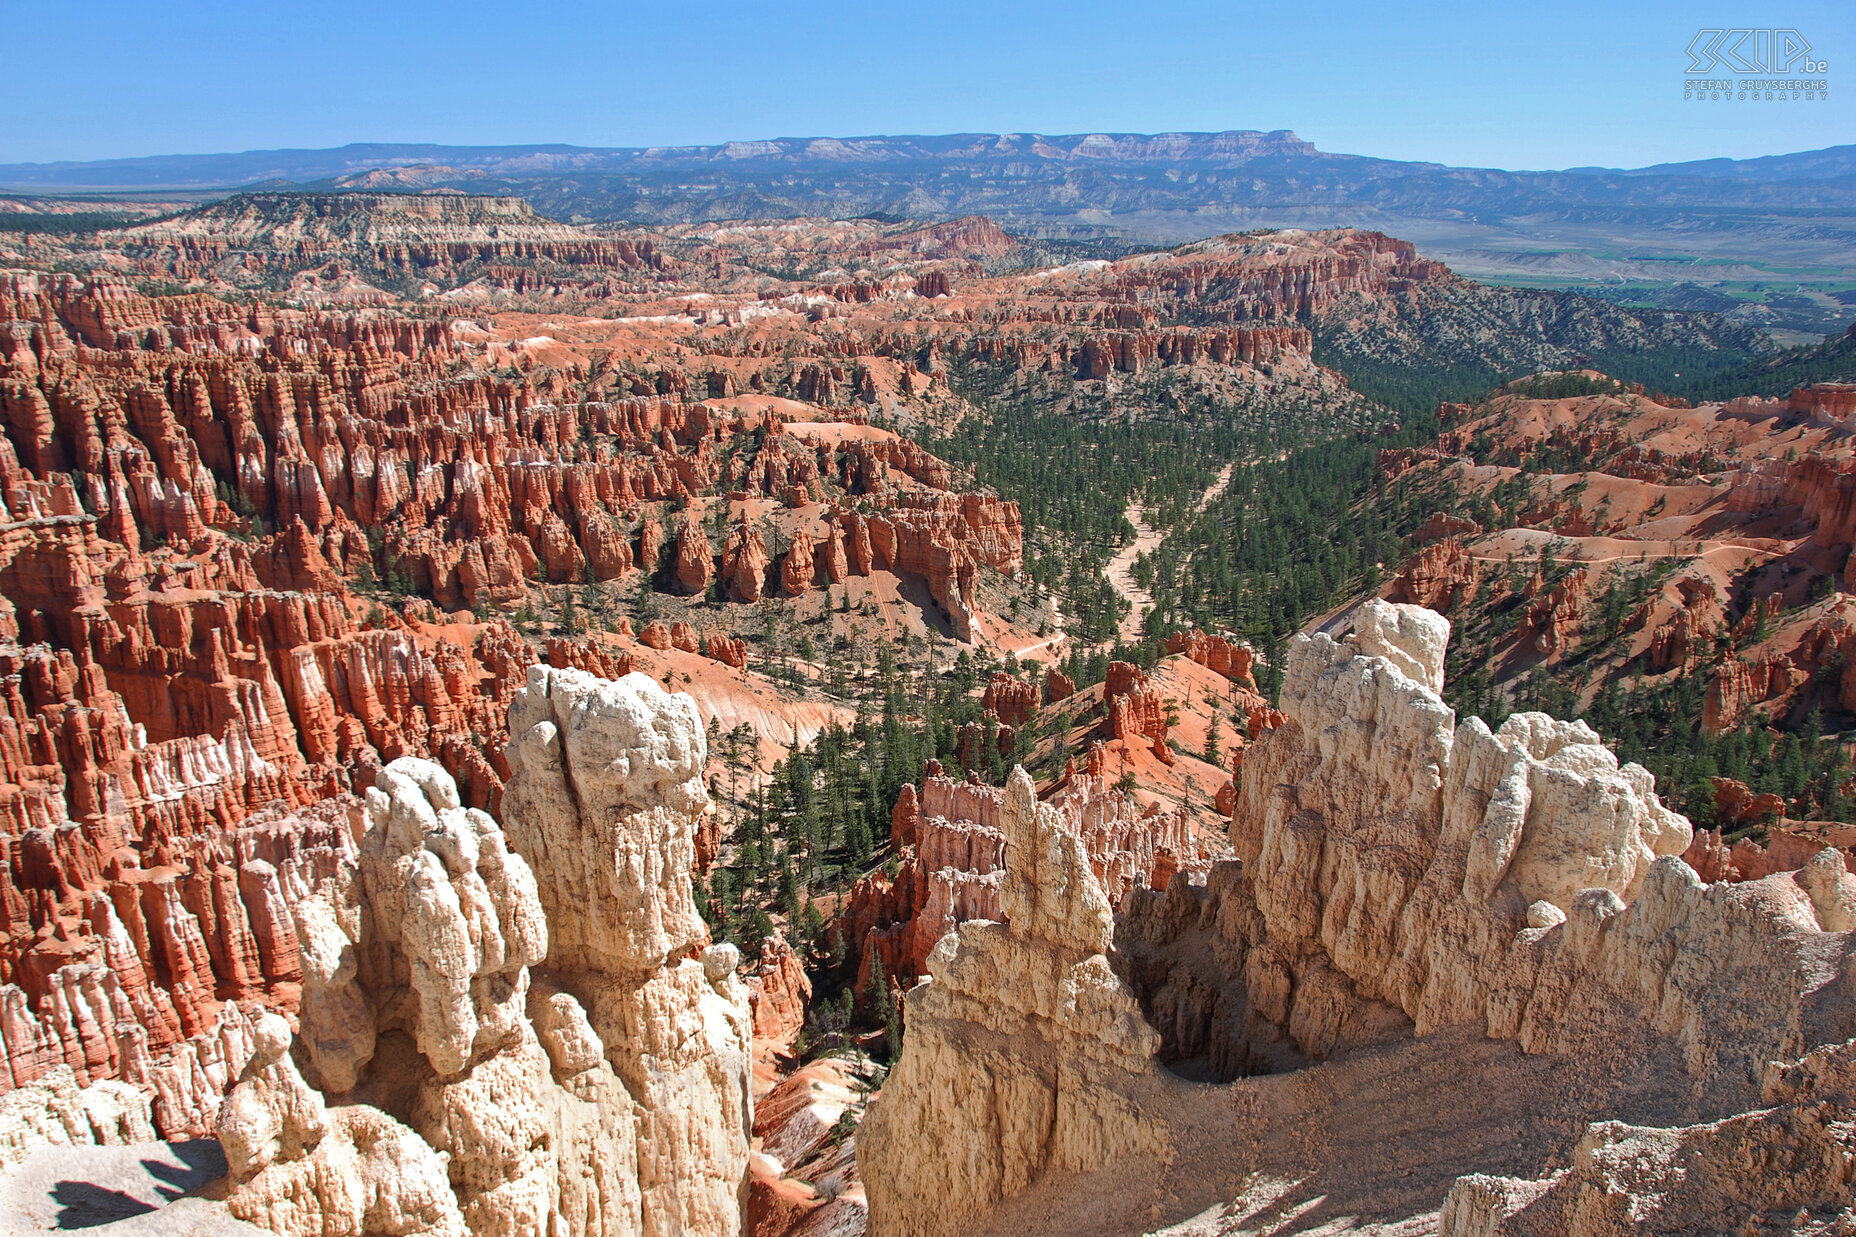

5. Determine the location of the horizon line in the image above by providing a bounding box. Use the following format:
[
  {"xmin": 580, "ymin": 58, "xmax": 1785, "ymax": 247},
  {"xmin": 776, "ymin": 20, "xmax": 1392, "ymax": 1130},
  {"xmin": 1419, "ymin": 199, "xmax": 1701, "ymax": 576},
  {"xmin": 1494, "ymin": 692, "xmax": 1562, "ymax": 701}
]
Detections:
[{"xmin": 1, "ymin": 130, "xmax": 1851, "ymax": 185}]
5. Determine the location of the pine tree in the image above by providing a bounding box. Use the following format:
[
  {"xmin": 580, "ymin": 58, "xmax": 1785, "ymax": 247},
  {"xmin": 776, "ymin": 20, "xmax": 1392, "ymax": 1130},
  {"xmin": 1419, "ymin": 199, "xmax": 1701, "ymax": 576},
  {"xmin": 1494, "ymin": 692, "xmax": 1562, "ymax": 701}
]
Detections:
[
  {"xmin": 799, "ymin": 899, "xmax": 825, "ymax": 951},
  {"xmin": 706, "ymin": 869, "xmax": 733, "ymax": 936},
  {"xmin": 862, "ymin": 951, "xmax": 902, "ymax": 1060},
  {"xmin": 777, "ymin": 860, "xmax": 801, "ymax": 920}
]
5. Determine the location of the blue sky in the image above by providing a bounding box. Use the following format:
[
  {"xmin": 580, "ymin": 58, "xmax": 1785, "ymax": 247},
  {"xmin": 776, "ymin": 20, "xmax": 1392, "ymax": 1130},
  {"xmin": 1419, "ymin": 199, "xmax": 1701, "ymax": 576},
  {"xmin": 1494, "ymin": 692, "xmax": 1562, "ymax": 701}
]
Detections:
[{"xmin": 3, "ymin": 0, "xmax": 1850, "ymax": 169}]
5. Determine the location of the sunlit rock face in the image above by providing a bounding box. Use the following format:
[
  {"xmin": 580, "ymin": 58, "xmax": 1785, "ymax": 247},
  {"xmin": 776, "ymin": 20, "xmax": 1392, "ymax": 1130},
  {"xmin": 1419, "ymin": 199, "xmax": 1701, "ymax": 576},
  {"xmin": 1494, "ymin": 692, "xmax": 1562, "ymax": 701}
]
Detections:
[
  {"xmin": 862, "ymin": 602, "xmax": 1856, "ymax": 1237},
  {"xmin": 213, "ymin": 668, "xmax": 751, "ymax": 1237}
]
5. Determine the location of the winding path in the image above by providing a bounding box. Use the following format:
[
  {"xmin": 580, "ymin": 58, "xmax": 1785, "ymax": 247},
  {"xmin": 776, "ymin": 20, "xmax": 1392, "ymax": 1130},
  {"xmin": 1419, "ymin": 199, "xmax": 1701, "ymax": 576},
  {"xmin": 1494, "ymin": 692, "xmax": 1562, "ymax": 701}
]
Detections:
[{"xmin": 1104, "ymin": 463, "xmax": 1235, "ymax": 645}]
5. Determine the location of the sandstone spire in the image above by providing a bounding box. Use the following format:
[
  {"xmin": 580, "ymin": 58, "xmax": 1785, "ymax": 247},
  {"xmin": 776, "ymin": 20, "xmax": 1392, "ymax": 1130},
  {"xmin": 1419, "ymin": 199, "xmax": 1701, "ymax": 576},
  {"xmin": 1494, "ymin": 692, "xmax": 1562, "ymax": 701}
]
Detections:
[
  {"xmin": 859, "ymin": 767, "xmax": 1162, "ymax": 1237},
  {"xmin": 208, "ymin": 668, "xmax": 751, "ymax": 1237}
]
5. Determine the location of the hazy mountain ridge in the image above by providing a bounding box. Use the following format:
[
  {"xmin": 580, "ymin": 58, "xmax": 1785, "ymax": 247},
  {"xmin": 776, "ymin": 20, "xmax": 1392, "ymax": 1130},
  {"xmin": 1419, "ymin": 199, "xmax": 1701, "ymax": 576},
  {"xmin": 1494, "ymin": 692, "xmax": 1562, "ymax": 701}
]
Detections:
[
  {"xmin": 6, "ymin": 132, "xmax": 1853, "ymax": 315},
  {"xmin": 4, "ymin": 132, "xmax": 1853, "ymax": 189}
]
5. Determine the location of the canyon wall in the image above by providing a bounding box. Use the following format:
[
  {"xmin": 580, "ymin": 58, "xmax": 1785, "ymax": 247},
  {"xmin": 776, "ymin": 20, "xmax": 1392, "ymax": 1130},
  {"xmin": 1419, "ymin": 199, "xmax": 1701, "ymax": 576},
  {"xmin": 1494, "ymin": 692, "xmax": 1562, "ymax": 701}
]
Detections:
[
  {"xmin": 0, "ymin": 262, "xmax": 1021, "ymax": 1134},
  {"xmin": 108, "ymin": 193, "xmax": 668, "ymax": 287},
  {"xmin": 1377, "ymin": 382, "xmax": 1856, "ymax": 797}
]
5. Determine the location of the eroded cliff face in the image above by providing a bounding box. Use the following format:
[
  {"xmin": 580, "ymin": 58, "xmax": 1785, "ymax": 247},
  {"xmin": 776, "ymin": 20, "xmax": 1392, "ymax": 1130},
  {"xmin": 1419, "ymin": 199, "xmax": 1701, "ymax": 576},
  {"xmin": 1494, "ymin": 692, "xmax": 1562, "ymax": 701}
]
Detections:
[
  {"xmin": 0, "ymin": 254, "xmax": 1019, "ymax": 1139},
  {"xmin": 211, "ymin": 668, "xmax": 751, "ymax": 1237},
  {"xmin": 1377, "ymin": 381, "xmax": 1856, "ymax": 835},
  {"xmin": 860, "ymin": 600, "xmax": 1856, "ymax": 1237},
  {"xmin": 0, "ymin": 262, "xmax": 1023, "ymax": 882}
]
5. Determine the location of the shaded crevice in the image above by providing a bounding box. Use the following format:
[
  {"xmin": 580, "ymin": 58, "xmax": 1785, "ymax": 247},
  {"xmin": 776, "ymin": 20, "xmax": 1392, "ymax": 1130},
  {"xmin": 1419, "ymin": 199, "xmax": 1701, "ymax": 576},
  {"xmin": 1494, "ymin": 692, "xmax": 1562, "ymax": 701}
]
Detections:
[{"xmin": 1113, "ymin": 866, "xmax": 1308, "ymax": 1083}]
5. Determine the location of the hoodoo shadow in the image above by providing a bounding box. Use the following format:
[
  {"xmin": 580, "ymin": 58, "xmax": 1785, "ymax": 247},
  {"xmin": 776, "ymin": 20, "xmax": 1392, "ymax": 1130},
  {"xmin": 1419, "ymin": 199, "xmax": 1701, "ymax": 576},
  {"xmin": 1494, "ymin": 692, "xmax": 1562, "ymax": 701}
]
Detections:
[
  {"xmin": 16, "ymin": 1139, "xmax": 231, "ymax": 1232},
  {"xmin": 50, "ymin": 1180, "xmax": 157, "ymax": 1230}
]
